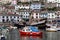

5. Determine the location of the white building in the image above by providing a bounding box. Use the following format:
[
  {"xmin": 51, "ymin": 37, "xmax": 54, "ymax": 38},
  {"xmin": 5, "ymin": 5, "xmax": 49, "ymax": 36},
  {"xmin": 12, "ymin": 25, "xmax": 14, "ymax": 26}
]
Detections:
[
  {"xmin": 31, "ymin": 9, "xmax": 39, "ymax": 19},
  {"xmin": 16, "ymin": 10, "xmax": 30, "ymax": 19},
  {"xmin": 47, "ymin": 12, "xmax": 56, "ymax": 19},
  {"xmin": 39, "ymin": 13, "xmax": 48, "ymax": 18},
  {"xmin": 18, "ymin": 0, "xmax": 40, "ymax": 2},
  {"xmin": 47, "ymin": 0, "xmax": 60, "ymax": 3},
  {"xmin": 56, "ymin": 11, "xmax": 60, "ymax": 18},
  {"xmin": 0, "ymin": 14, "xmax": 21, "ymax": 22},
  {"xmin": 11, "ymin": 0, "xmax": 17, "ymax": 5},
  {"xmin": 31, "ymin": 13, "xmax": 48, "ymax": 19},
  {"xmin": 47, "ymin": 0, "xmax": 60, "ymax": 7},
  {"xmin": 15, "ymin": 4, "xmax": 30, "ymax": 10},
  {"xmin": 31, "ymin": 12, "xmax": 40, "ymax": 19},
  {"xmin": 20, "ymin": 12, "xmax": 30, "ymax": 19},
  {"xmin": 18, "ymin": 0, "xmax": 31, "ymax": 2},
  {"xmin": 30, "ymin": 3, "xmax": 41, "ymax": 10}
]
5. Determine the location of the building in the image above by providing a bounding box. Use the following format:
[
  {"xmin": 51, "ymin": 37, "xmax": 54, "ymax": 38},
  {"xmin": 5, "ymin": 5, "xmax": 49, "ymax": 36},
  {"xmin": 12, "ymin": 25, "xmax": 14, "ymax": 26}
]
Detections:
[
  {"xmin": 29, "ymin": 0, "xmax": 46, "ymax": 22},
  {"xmin": 16, "ymin": 9, "xmax": 30, "ymax": 19},
  {"xmin": 31, "ymin": 9, "xmax": 40, "ymax": 19},
  {"xmin": 46, "ymin": 0, "xmax": 60, "ymax": 8},
  {"xmin": 18, "ymin": 0, "xmax": 40, "ymax": 2},
  {"xmin": 11, "ymin": 0, "xmax": 17, "ymax": 5},
  {"xmin": 15, "ymin": 3, "xmax": 30, "ymax": 10},
  {"xmin": 46, "ymin": 11, "xmax": 57, "ymax": 24},
  {"xmin": 15, "ymin": 2, "xmax": 31, "ymax": 20},
  {"xmin": 30, "ymin": 3, "xmax": 41, "ymax": 10},
  {"xmin": 47, "ymin": 0, "xmax": 60, "ymax": 3},
  {"xmin": 56, "ymin": 11, "xmax": 60, "ymax": 19},
  {"xmin": 0, "ymin": 14, "xmax": 21, "ymax": 22},
  {"xmin": 47, "ymin": 11, "xmax": 56, "ymax": 19},
  {"xmin": 40, "ymin": 11, "xmax": 48, "ymax": 18},
  {"xmin": 18, "ymin": 0, "xmax": 31, "ymax": 2},
  {"xmin": 0, "ymin": 0, "xmax": 12, "ymax": 4},
  {"xmin": 45, "ymin": 3, "xmax": 57, "ymax": 8}
]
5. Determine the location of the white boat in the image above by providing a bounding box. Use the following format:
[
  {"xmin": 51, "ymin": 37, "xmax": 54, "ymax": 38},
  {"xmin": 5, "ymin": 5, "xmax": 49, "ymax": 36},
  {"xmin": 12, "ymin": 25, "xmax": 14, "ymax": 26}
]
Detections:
[
  {"xmin": 46, "ymin": 24, "xmax": 57, "ymax": 32},
  {"xmin": 46, "ymin": 28, "xmax": 57, "ymax": 32},
  {"xmin": 30, "ymin": 20, "xmax": 45, "ymax": 25},
  {"xmin": 56, "ymin": 27, "xmax": 60, "ymax": 31}
]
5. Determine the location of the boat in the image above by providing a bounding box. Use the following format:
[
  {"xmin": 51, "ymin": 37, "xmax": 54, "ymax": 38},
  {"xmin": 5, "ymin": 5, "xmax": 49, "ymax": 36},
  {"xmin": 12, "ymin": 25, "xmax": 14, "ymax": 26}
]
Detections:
[
  {"xmin": 46, "ymin": 28, "xmax": 57, "ymax": 32},
  {"xmin": 30, "ymin": 20, "xmax": 46, "ymax": 25},
  {"xmin": 14, "ymin": 20, "xmax": 46, "ymax": 27},
  {"xmin": 56, "ymin": 27, "xmax": 60, "ymax": 31},
  {"xmin": 46, "ymin": 24, "xmax": 57, "ymax": 32},
  {"xmin": 19, "ymin": 26, "xmax": 42, "ymax": 36}
]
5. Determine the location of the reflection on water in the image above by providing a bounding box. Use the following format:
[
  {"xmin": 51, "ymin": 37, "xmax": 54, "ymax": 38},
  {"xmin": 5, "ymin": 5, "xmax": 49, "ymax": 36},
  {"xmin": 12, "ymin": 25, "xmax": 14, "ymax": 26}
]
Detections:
[
  {"xmin": 46, "ymin": 32, "xmax": 57, "ymax": 40},
  {"xmin": 20, "ymin": 36, "xmax": 42, "ymax": 40},
  {"xmin": 20, "ymin": 31, "xmax": 60, "ymax": 40}
]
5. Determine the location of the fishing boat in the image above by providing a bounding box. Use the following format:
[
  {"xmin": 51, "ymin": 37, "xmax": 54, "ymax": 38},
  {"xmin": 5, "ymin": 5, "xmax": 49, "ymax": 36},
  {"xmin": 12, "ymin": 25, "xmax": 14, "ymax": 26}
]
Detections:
[{"xmin": 19, "ymin": 26, "xmax": 42, "ymax": 36}]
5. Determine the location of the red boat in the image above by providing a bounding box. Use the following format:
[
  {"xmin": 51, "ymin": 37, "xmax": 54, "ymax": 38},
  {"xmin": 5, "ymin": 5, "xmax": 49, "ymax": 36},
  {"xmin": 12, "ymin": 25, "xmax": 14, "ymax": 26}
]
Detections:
[{"xmin": 19, "ymin": 26, "xmax": 43, "ymax": 36}]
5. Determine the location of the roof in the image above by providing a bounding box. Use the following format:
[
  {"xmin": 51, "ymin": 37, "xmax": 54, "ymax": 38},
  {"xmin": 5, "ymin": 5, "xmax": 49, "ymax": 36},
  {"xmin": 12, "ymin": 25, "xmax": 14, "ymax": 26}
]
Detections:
[
  {"xmin": 0, "ymin": 13, "xmax": 20, "ymax": 16},
  {"xmin": 5, "ymin": 6, "xmax": 15, "ymax": 9},
  {"xmin": 31, "ymin": 9, "xmax": 40, "ymax": 13}
]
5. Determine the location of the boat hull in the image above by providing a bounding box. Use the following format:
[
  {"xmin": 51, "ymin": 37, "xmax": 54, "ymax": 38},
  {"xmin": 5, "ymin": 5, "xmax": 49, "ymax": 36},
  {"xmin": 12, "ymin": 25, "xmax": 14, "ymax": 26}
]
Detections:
[
  {"xmin": 46, "ymin": 28, "xmax": 57, "ymax": 32},
  {"xmin": 19, "ymin": 30, "xmax": 42, "ymax": 36},
  {"xmin": 46, "ymin": 30, "xmax": 57, "ymax": 32}
]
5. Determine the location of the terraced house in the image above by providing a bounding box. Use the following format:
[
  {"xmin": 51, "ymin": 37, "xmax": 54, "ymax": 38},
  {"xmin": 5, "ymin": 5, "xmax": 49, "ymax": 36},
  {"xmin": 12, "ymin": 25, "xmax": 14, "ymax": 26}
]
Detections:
[{"xmin": 0, "ymin": 0, "xmax": 60, "ymax": 25}]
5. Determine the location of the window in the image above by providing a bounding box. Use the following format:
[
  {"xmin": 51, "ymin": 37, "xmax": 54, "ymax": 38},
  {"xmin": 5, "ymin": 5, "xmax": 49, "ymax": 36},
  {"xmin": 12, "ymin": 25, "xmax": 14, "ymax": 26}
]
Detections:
[
  {"xmin": 36, "ymin": 13, "xmax": 38, "ymax": 15},
  {"xmin": 26, "ymin": 16, "xmax": 28, "ymax": 18},
  {"xmin": 14, "ymin": 16, "xmax": 16, "ymax": 18},
  {"xmin": 11, "ymin": 19, "xmax": 14, "ymax": 21},
  {"xmin": 25, "ymin": 12, "xmax": 27, "ymax": 14},
  {"xmin": 26, "ymin": 29, "xmax": 30, "ymax": 31},
  {"xmin": 2, "ymin": 16, "xmax": 4, "ymax": 18},
  {"xmin": 37, "ymin": 7, "xmax": 39, "ymax": 8},
  {"xmin": 24, "ymin": 16, "xmax": 25, "ymax": 17},
  {"xmin": 33, "ymin": 7, "xmax": 35, "ymax": 8},
  {"xmin": 10, "ymin": 16, "xmax": 12, "ymax": 18},
  {"xmin": 52, "ymin": 15, "xmax": 54, "ymax": 17},
  {"xmin": 6, "ymin": 16, "xmax": 8, "ymax": 18},
  {"xmin": 36, "ymin": 16, "xmax": 38, "ymax": 18},
  {"xmin": 2, "ymin": 19, "xmax": 5, "ymax": 22},
  {"xmin": 18, "ymin": 16, "xmax": 19, "ymax": 18},
  {"xmin": 6, "ymin": 19, "xmax": 9, "ymax": 22},
  {"xmin": 23, "ymin": 5, "xmax": 24, "ymax": 6}
]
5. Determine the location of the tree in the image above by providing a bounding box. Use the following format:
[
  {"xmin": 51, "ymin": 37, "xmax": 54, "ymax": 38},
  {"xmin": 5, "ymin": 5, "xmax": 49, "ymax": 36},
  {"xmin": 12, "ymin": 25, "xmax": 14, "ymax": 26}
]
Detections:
[{"xmin": 47, "ymin": 7, "xmax": 57, "ymax": 11}]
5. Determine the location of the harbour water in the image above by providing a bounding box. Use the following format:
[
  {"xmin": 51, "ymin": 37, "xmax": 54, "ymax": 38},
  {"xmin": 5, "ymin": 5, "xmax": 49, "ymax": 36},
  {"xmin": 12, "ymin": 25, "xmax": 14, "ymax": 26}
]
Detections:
[
  {"xmin": 20, "ymin": 31, "xmax": 59, "ymax": 40},
  {"xmin": 7, "ymin": 29, "xmax": 60, "ymax": 40}
]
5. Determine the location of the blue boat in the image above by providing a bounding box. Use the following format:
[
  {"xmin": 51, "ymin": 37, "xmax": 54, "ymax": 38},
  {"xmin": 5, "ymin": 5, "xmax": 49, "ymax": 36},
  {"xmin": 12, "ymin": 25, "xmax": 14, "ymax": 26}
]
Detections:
[{"xmin": 29, "ymin": 26, "xmax": 39, "ymax": 32}]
